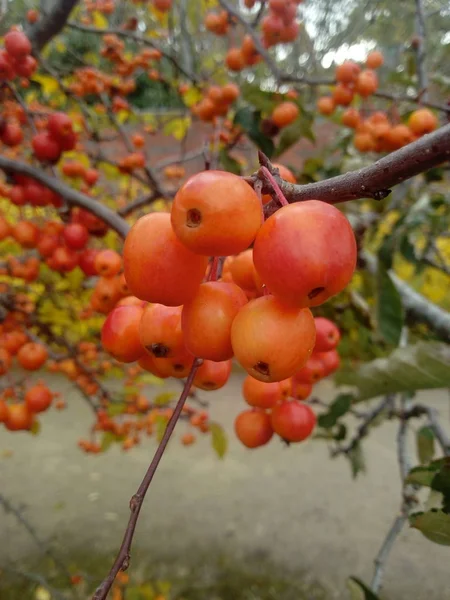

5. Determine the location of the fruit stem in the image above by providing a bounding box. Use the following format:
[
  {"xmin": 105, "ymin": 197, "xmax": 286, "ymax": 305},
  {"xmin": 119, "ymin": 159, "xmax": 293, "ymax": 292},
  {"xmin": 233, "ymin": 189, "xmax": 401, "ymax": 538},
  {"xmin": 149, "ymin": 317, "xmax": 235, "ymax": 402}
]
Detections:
[
  {"xmin": 259, "ymin": 166, "xmax": 289, "ymax": 207},
  {"xmin": 209, "ymin": 256, "xmax": 219, "ymax": 282}
]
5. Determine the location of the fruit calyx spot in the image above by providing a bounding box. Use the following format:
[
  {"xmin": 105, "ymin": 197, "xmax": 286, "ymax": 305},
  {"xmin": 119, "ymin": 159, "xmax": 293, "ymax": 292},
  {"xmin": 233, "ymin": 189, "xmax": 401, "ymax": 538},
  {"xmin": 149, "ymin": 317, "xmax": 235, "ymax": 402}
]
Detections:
[
  {"xmin": 149, "ymin": 343, "xmax": 169, "ymax": 358},
  {"xmin": 254, "ymin": 361, "xmax": 270, "ymax": 377},
  {"xmin": 186, "ymin": 208, "xmax": 202, "ymax": 228},
  {"xmin": 307, "ymin": 287, "xmax": 325, "ymax": 300}
]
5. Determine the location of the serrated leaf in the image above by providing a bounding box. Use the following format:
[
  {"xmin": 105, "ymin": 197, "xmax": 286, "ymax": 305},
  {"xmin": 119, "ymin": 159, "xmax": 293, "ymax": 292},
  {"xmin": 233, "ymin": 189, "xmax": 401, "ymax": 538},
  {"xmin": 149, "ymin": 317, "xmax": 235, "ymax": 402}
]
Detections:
[
  {"xmin": 376, "ymin": 266, "xmax": 404, "ymax": 346},
  {"xmin": 410, "ymin": 510, "xmax": 450, "ymax": 545},
  {"xmin": 210, "ymin": 422, "xmax": 227, "ymax": 459},
  {"xmin": 153, "ymin": 392, "xmax": 175, "ymax": 406},
  {"xmin": 416, "ymin": 426, "xmax": 435, "ymax": 464},
  {"xmin": 347, "ymin": 577, "xmax": 381, "ymax": 600},
  {"xmin": 336, "ymin": 342, "xmax": 450, "ymax": 403}
]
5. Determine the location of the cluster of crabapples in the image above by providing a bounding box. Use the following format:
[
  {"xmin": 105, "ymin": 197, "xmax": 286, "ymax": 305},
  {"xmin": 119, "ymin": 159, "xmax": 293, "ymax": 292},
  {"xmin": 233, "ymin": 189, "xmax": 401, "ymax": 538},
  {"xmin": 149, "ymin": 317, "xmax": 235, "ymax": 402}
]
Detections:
[
  {"xmin": 316, "ymin": 53, "xmax": 439, "ymax": 153},
  {"xmin": 205, "ymin": 0, "xmax": 302, "ymax": 72},
  {"xmin": 100, "ymin": 168, "xmax": 356, "ymax": 448},
  {"xmin": 0, "ymin": 303, "xmax": 57, "ymax": 432}
]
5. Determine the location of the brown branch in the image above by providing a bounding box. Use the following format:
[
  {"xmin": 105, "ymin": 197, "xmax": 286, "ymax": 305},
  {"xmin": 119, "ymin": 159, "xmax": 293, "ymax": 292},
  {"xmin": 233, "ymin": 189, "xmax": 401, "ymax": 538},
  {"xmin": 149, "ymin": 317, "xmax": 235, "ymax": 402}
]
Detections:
[
  {"xmin": 0, "ymin": 156, "xmax": 130, "ymax": 238},
  {"xmin": 118, "ymin": 191, "xmax": 159, "ymax": 217},
  {"xmin": 27, "ymin": 0, "xmax": 80, "ymax": 52},
  {"xmin": 92, "ymin": 358, "xmax": 202, "ymax": 600},
  {"xmin": 256, "ymin": 123, "xmax": 450, "ymax": 207}
]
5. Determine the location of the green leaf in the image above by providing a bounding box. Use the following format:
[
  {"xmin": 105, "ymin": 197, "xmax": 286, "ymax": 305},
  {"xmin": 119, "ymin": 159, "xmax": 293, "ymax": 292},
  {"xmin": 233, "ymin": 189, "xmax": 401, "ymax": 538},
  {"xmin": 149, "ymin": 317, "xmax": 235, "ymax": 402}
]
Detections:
[
  {"xmin": 234, "ymin": 107, "xmax": 274, "ymax": 157},
  {"xmin": 153, "ymin": 392, "xmax": 176, "ymax": 406},
  {"xmin": 334, "ymin": 423, "xmax": 347, "ymax": 441},
  {"xmin": 410, "ymin": 510, "xmax": 450, "ymax": 546},
  {"xmin": 219, "ymin": 148, "xmax": 242, "ymax": 175},
  {"xmin": 406, "ymin": 459, "xmax": 447, "ymax": 487},
  {"xmin": 416, "ymin": 426, "xmax": 435, "ymax": 464},
  {"xmin": 378, "ymin": 234, "xmax": 395, "ymax": 270},
  {"xmin": 240, "ymin": 82, "xmax": 277, "ymax": 114},
  {"xmin": 139, "ymin": 373, "xmax": 164, "ymax": 386},
  {"xmin": 399, "ymin": 235, "xmax": 416, "ymax": 263},
  {"xmin": 347, "ymin": 577, "xmax": 381, "ymax": 600},
  {"xmin": 376, "ymin": 265, "xmax": 404, "ymax": 346},
  {"xmin": 330, "ymin": 393, "xmax": 354, "ymax": 418},
  {"xmin": 430, "ymin": 461, "xmax": 450, "ymax": 512},
  {"xmin": 336, "ymin": 342, "xmax": 450, "ymax": 403},
  {"xmin": 348, "ymin": 442, "xmax": 366, "ymax": 478},
  {"xmin": 100, "ymin": 432, "xmax": 124, "ymax": 452},
  {"xmin": 155, "ymin": 414, "xmax": 169, "ymax": 442},
  {"xmin": 318, "ymin": 412, "xmax": 338, "ymax": 429},
  {"xmin": 274, "ymin": 113, "xmax": 314, "ymax": 158},
  {"xmin": 317, "ymin": 394, "xmax": 354, "ymax": 429},
  {"xmin": 210, "ymin": 422, "xmax": 228, "ymax": 459},
  {"xmin": 30, "ymin": 420, "xmax": 41, "ymax": 436},
  {"xmin": 107, "ymin": 402, "xmax": 127, "ymax": 417}
]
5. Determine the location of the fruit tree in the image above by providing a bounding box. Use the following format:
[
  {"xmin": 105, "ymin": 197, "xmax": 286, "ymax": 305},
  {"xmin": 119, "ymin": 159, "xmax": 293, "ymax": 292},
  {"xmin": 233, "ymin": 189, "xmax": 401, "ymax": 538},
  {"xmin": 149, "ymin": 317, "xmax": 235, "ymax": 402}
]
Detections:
[{"xmin": 0, "ymin": 0, "xmax": 449, "ymax": 598}]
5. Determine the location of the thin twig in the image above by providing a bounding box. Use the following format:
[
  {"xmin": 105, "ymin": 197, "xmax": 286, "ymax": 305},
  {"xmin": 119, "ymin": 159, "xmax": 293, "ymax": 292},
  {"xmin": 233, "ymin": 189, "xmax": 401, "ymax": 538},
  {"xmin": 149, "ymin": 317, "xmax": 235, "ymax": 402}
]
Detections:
[
  {"xmin": 0, "ymin": 494, "xmax": 73, "ymax": 583},
  {"xmin": 332, "ymin": 395, "xmax": 393, "ymax": 457},
  {"xmin": 370, "ymin": 514, "xmax": 407, "ymax": 593},
  {"xmin": 92, "ymin": 358, "xmax": 202, "ymax": 600},
  {"xmin": 414, "ymin": 0, "xmax": 428, "ymax": 98}
]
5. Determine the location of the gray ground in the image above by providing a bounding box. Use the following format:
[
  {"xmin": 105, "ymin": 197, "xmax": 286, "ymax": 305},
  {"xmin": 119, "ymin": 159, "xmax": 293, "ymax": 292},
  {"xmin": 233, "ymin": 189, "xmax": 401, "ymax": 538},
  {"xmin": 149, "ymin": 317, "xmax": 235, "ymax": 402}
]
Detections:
[{"xmin": 1, "ymin": 372, "xmax": 449, "ymax": 599}]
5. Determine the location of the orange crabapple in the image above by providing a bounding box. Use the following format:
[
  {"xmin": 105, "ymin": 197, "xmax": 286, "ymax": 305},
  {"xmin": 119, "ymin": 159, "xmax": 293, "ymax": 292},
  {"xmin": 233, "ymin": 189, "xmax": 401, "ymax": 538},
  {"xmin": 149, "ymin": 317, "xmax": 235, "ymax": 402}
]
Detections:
[
  {"xmin": 231, "ymin": 295, "xmax": 316, "ymax": 383},
  {"xmin": 171, "ymin": 171, "xmax": 262, "ymax": 256},
  {"xmin": 181, "ymin": 281, "xmax": 248, "ymax": 362},
  {"xmin": 123, "ymin": 212, "xmax": 208, "ymax": 306}
]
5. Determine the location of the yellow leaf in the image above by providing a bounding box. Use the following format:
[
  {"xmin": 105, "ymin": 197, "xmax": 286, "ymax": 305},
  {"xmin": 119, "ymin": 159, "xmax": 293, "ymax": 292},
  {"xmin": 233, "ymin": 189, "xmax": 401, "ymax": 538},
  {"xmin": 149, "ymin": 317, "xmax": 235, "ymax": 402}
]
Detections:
[
  {"xmin": 83, "ymin": 51, "xmax": 100, "ymax": 66},
  {"xmin": 116, "ymin": 109, "xmax": 129, "ymax": 124},
  {"xmin": 183, "ymin": 87, "xmax": 203, "ymax": 108},
  {"xmin": 61, "ymin": 151, "xmax": 91, "ymax": 168},
  {"xmin": 163, "ymin": 117, "xmax": 191, "ymax": 141},
  {"xmin": 25, "ymin": 90, "xmax": 37, "ymax": 105},
  {"xmin": 31, "ymin": 74, "xmax": 59, "ymax": 96},
  {"xmin": 54, "ymin": 40, "xmax": 66, "ymax": 53},
  {"xmin": 34, "ymin": 585, "xmax": 51, "ymax": 600},
  {"xmin": 92, "ymin": 10, "xmax": 109, "ymax": 29}
]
